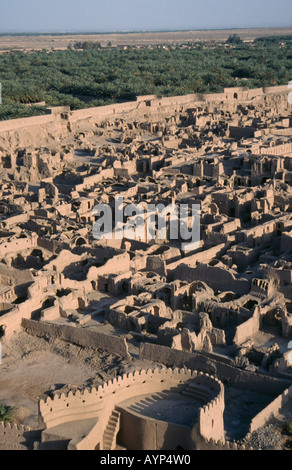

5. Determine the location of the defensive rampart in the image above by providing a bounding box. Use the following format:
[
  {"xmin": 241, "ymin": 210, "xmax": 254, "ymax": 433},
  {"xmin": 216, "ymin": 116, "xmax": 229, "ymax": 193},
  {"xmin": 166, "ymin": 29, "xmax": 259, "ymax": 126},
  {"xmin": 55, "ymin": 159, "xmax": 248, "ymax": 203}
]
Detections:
[
  {"xmin": 21, "ymin": 318, "xmax": 129, "ymax": 359},
  {"xmin": 39, "ymin": 367, "xmax": 225, "ymax": 450},
  {"xmin": 139, "ymin": 342, "xmax": 291, "ymax": 395},
  {"xmin": 0, "ymin": 85, "xmax": 289, "ymax": 145},
  {"xmin": 248, "ymin": 384, "xmax": 292, "ymax": 433}
]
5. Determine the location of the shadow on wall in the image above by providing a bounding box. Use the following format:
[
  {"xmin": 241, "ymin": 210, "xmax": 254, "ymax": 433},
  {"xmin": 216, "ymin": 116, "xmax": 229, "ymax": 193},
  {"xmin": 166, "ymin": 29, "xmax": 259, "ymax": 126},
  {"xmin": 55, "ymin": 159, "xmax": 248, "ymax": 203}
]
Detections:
[{"xmin": 0, "ymin": 325, "xmax": 5, "ymax": 338}]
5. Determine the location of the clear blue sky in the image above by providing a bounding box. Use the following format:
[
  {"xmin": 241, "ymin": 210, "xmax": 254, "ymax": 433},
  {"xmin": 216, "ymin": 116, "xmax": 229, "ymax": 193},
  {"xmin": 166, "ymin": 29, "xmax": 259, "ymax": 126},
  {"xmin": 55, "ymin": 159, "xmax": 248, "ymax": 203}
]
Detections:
[{"xmin": 0, "ymin": 0, "xmax": 291, "ymax": 33}]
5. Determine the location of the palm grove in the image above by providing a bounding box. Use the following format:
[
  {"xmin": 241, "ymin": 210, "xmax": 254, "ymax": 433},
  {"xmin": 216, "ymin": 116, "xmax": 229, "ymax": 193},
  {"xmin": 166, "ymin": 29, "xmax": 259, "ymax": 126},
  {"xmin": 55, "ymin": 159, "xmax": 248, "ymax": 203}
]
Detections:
[{"xmin": 0, "ymin": 35, "xmax": 291, "ymax": 121}]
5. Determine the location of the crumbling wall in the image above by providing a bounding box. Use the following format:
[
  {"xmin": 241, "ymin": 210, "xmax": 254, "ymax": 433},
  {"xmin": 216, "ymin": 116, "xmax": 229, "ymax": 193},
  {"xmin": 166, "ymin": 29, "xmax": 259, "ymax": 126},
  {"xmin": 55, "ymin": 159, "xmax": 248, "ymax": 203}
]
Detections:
[
  {"xmin": 37, "ymin": 236, "xmax": 70, "ymax": 254},
  {"xmin": 248, "ymin": 384, "xmax": 292, "ymax": 433},
  {"xmin": 0, "ymin": 234, "xmax": 37, "ymax": 258},
  {"xmin": 0, "ymin": 86, "xmax": 288, "ymax": 153},
  {"xmin": 167, "ymin": 243, "xmax": 228, "ymax": 272},
  {"xmin": 146, "ymin": 255, "xmax": 167, "ymax": 276},
  {"xmin": 0, "ymin": 422, "xmax": 39, "ymax": 450},
  {"xmin": 139, "ymin": 343, "xmax": 290, "ymax": 395},
  {"xmin": 233, "ymin": 308, "xmax": 260, "ymax": 346},
  {"xmin": 173, "ymin": 263, "xmax": 249, "ymax": 295},
  {"xmin": 0, "ymin": 295, "xmax": 44, "ymax": 337},
  {"xmin": 21, "ymin": 318, "xmax": 129, "ymax": 358},
  {"xmin": 87, "ymin": 252, "xmax": 130, "ymax": 279}
]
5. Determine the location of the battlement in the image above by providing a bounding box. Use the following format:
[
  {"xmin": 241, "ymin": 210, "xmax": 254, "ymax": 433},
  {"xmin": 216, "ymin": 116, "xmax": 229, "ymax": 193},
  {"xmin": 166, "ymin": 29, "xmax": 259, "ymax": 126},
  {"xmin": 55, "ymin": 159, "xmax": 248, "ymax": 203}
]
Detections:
[
  {"xmin": 0, "ymin": 421, "xmax": 35, "ymax": 450},
  {"xmin": 0, "ymin": 421, "xmax": 31, "ymax": 431},
  {"xmin": 202, "ymin": 436, "xmax": 255, "ymax": 451},
  {"xmin": 39, "ymin": 367, "xmax": 225, "ymax": 449}
]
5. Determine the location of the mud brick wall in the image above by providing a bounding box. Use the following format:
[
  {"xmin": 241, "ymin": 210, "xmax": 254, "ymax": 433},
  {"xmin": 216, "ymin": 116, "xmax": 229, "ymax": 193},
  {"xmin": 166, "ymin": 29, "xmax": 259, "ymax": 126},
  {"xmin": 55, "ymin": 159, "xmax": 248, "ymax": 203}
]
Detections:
[{"xmin": 21, "ymin": 318, "xmax": 129, "ymax": 358}]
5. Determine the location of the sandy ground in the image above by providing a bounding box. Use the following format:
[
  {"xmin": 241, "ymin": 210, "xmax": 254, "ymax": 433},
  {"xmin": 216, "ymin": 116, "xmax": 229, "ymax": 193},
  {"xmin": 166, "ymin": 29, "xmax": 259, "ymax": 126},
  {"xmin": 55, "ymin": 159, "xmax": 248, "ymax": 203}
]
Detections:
[
  {"xmin": 0, "ymin": 27, "xmax": 292, "ymax": 51},
  {"xmin": 0, "ymin": 331, "xmax": 156, "ymax": 429},
  {"xmin": 0, "ymin": 330, "xmax": 291, "ymax": 449}
]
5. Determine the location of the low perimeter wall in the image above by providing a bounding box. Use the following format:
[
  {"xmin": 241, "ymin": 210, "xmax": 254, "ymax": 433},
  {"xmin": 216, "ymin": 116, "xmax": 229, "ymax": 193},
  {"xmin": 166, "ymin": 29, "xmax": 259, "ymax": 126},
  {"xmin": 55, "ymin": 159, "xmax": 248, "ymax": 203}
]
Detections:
[
  {"xmin": 21, "ymin": 318, "xmax": 129, "ymax": 359},
  {"xmin": 249, "ymin": 384, "xmax": 292, "ymax": 433},
  {"xmin": 139, "ymin": 342, "xmax": 291, "ymax": 395}
]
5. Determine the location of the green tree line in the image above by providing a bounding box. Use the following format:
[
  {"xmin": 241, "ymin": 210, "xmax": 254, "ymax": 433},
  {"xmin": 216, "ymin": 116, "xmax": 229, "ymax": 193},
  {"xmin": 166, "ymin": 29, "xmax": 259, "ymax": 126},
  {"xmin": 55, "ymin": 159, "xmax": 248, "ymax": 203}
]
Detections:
[{"xmin": 0, "ymin": 36, "xmax": 291, "ymax": 120}]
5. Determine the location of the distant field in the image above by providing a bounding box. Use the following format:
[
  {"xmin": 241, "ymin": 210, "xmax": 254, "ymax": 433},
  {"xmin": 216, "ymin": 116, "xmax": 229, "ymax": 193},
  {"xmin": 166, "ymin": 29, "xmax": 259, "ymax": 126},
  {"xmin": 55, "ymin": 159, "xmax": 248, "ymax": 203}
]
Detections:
[
  {"xmin": 1, "ymin": 27, "xmax": 292, "ymax": 50},
  {"xmin": 0, "ymin": 28, "xmax": 291, "ymax": 122}
]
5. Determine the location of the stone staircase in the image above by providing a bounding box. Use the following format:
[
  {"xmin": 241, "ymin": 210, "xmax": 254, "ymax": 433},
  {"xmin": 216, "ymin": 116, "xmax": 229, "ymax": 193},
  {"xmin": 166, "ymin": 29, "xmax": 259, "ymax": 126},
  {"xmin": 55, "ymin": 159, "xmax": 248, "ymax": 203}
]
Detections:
[
  {"xmin": 102, "ymin": 410, "xmax": 121, "ymax": 450},
  {"xmin": 181, "ymin": 383, "xmax": 213, "ymax": 403}
]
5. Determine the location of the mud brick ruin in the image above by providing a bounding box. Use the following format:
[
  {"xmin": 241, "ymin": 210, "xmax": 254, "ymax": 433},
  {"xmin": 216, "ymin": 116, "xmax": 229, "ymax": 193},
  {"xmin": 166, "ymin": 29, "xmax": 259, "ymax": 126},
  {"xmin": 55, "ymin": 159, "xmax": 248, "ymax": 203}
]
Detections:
[{"xmin": 0, "ymin": 85, "xmax": 292, "ymax": 450}]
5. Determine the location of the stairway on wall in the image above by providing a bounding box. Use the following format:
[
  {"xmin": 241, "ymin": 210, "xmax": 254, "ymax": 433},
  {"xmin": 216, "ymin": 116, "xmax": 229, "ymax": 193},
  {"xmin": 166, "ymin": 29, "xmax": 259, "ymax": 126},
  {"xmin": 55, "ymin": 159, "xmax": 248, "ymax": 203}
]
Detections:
[
  {"xmin": 102, "ymin": 410, "xmax": 121, "ymax": 451},
  {"xmin": 181, "ymin": 383, "xmax": 214, "ymax": 403}
]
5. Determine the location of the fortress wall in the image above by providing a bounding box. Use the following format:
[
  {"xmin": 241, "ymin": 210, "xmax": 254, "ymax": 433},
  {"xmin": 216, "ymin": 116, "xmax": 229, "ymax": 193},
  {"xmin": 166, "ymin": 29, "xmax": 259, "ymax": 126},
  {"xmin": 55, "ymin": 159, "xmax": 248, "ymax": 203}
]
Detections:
[
  {"xmin": 260, "ymin": 142, "xmax": 292, "ymax": 155},
  {"xmin": 272, "ymin": 128, "xmax": 292, "ymax": 136},
  {"xmin": 249, "ymin": 384, "xmax": 292, "ymax": 433},
  {"xmin": 263, "ymin": 85, "xmax": 290, "ymax": 94},
  {"xmin": 70, "ymin": 101, "xmax": 139, "ymax": 123},
  {"xmin": 0, "ymin": 85, "xmax": 288, "ymax": 141},
  {"xmin": 39, "ymin": 368, "xmax": 199, "ymax": 428},
  {"xmin": 199, "ymin": 436, "xmax": 254, "ymax": 450},
  {"xmin": 136, "ymin": 95, "xmax": 162, "ymax": 102},
  {"xmin": 70, "ymin": 104, "xmax": 116, "ymax": 121},
  {"xmin": 224, "ymin": 86, "xmax": 246, "ymax": 93},
  {"xmin": 0, "ymin": 85, "xmax": 287, "ymax": 147},
  {"xmin": 38, "ymin": 367, "xmax": 223, "ymax": 449},
  {"xmin": 0, "ymin": 114, "xmax": 54, "ymax": 133},
  {"xmin": 116, "ymin": 409, "xmax": 191, "ymax": 450},
  {"xmin": 117, "ymin": 371, "xmax": 224, "ymax": 449},
  {"xmin": 199, "ymin": 386, "xmax": 225, "ymax": 442},
  {"xmin": 233, "ymin": 309, "xmax": 260, "ymax": 346},
  {"xmin": 69, "ymin": 86, "xmax": 290, "ymax": 126},
  {"xmin": 203, "ymin": 93, "xmax": 226, "ymax": 102},
  {"xmin": 70, "ymin": 86, "xmax": 285, "ymax": 126},
  {"xmin": 21, "ymin": 318, "xmax": 129, "ymax": 358},
  {"xmin": 139, "ymin": 343, "xmax": 291, "ymax": 395},
  {"xmin": 150, "ymin": 94, "xmax": 200, "ymax": 108},
  {"xmin": 247, "ymin": 88, "xmax": 265, "ymax": 99},
  {"xmin": 0, "ymin": 421, "xmax": 38, "ymax": 450},
  {"xmin": 113, "ymin": 101, "xmax": 141, "ymax": 114}
]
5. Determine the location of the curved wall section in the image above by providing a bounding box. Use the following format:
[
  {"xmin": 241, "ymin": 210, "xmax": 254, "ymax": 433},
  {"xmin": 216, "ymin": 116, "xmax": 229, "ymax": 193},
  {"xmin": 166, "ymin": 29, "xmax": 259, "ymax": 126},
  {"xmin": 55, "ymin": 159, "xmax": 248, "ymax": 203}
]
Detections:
[{"xmin": 39, "ymin": 367, "xmax": 225, "ymax": 450}]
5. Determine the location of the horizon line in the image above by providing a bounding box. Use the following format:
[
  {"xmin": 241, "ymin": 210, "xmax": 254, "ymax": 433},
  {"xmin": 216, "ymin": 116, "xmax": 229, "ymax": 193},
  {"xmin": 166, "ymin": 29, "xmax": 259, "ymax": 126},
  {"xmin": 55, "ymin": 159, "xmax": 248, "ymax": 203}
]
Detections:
[{"xmin": 0, "ymin": 25, "xmax": 292, "ymax": 36}]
